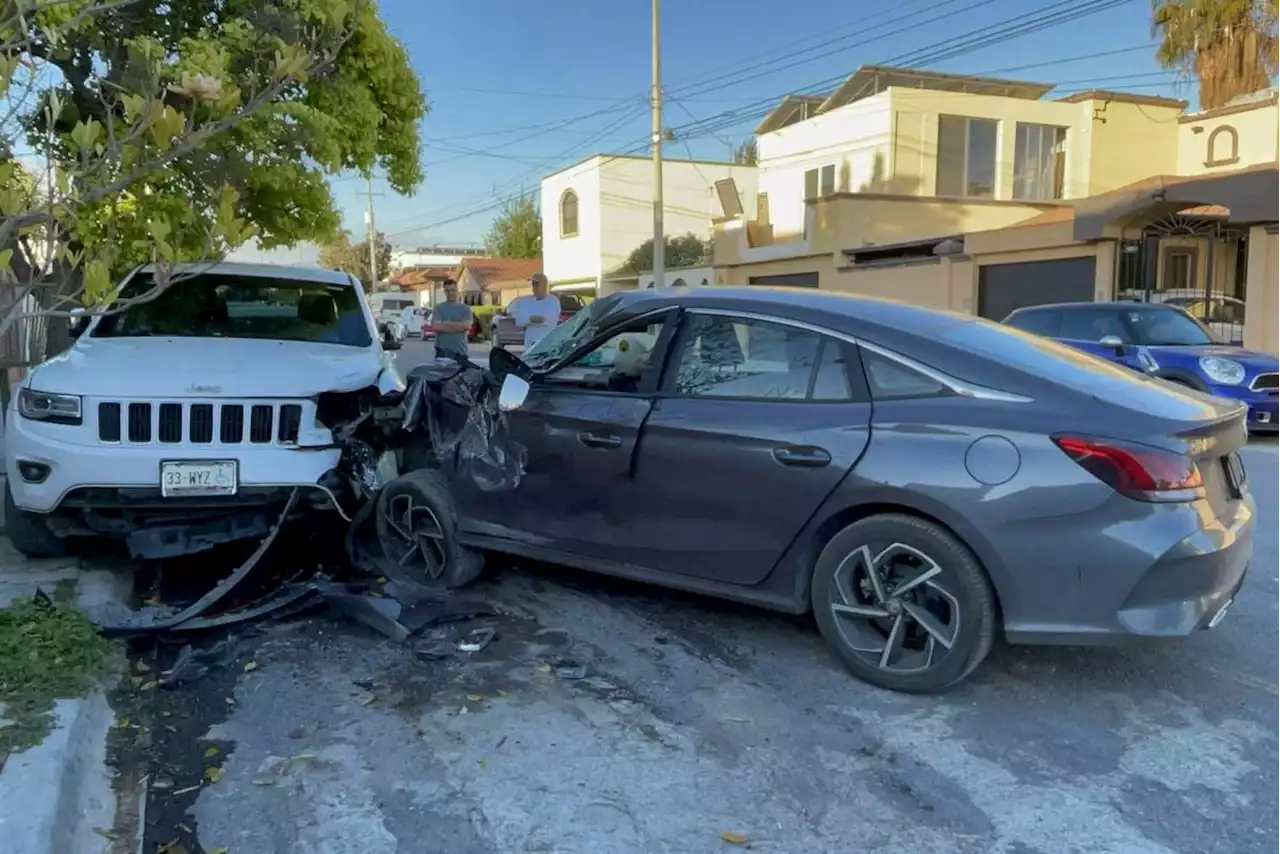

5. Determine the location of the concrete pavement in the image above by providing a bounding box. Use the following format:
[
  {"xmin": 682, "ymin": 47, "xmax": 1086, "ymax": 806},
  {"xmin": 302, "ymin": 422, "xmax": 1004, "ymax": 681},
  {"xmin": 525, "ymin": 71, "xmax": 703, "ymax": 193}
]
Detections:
[{"xmin": 102, "ymin": 444, "xmax": 1278, "ymax": 854}]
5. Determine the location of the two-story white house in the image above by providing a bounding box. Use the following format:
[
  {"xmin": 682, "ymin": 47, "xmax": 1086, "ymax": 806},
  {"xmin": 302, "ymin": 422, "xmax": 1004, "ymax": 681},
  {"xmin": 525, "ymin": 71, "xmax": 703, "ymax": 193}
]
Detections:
[{"xmin": 540, "ymin": 154, "xmax": 758, "ymax": 297}]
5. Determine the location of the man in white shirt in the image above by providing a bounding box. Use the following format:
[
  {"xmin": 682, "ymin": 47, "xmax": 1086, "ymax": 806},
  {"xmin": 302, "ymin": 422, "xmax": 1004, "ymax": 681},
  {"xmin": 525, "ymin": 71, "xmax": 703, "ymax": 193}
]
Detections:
[{"xmin": 505, "ymin": 272, "xmax": 561, "ymax": 349}]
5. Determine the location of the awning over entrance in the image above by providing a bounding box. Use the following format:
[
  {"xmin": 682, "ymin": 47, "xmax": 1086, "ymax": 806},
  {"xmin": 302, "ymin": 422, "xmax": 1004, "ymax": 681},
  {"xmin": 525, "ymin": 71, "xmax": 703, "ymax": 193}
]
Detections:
[{"xmin": 1073, "ymin": 163, "xmax": 1278, "ymax": 240}]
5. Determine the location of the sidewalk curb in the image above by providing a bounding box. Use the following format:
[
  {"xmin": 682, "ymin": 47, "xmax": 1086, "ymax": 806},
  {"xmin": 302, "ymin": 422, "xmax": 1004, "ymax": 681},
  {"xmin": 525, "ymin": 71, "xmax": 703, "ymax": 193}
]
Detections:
[{"xmin": 0, "ymin": 691, "xmax": 117, "ymax": 854}]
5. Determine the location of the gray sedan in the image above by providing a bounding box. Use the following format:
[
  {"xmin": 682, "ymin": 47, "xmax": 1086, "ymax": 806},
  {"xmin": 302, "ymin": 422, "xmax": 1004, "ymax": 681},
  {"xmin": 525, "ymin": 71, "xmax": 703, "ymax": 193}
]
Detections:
[{"xmin": 397, "ymin": 286, "xmax": 1256, "ymax": 693}]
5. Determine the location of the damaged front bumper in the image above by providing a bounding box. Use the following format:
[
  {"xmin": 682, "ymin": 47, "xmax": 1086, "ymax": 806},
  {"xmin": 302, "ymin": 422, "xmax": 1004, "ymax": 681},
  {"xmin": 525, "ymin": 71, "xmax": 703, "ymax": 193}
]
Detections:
[{"xmin": 90, "ymin": 355, "xmax": 529, "ymax": 636}]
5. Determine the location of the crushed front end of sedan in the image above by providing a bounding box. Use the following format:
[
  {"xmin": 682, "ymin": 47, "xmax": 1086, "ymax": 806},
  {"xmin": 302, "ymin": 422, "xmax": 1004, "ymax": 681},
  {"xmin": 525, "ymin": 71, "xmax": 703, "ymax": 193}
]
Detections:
[{"xmin": 4, "ymin": 261, "xmax": 530, "ymax": 634}]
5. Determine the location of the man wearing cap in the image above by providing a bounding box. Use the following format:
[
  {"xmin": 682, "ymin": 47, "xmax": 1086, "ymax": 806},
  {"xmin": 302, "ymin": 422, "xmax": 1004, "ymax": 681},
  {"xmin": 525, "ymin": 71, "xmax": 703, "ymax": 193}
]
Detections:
[
  {"xmin": 430, "ymin": 278, "xmax": 473, "ymax": 360},
  {"xmin": 504, "ymin": 272, "xmax": 561, "ymax": 349}
]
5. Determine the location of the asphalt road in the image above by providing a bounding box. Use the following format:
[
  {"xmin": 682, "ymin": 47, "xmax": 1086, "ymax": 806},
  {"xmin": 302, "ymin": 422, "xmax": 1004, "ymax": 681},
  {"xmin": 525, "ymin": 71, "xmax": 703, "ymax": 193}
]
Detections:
[
  {"xmin": 393, "ymin": 336, "xmax": 493, "ymax": 373},
  {"xmin": 117, "ymin": 348, "xmax": 1279, "ymax": 854}
]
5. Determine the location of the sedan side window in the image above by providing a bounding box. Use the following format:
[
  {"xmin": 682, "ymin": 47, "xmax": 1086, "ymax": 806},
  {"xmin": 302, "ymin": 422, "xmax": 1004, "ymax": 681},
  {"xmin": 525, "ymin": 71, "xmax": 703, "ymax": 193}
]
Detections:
[
  {"xmin": 539, "ymin": 319, "xmax": 666, "ymax": 394},
  {"xmin": 861, "ymin": 350, "xmax": 948, "ymax": 400},
  {"xmin": 1006, "ymin": 309, "xmax": 1061, "ymax": 337},
  {"xmin": 669, "ymin": 314, "xmax": 862, "ymax": 401}
]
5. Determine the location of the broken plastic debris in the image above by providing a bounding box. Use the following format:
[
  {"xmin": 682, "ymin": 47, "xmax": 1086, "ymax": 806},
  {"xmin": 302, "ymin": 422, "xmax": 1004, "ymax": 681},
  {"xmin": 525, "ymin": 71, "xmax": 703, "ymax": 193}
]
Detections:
[
  {"xmin": 552, "ymin": 661, "xmax": 587, "ymax": 681},
  {"xmin": 457, "ymin": 627, "xmax": 496, "ymax": 652}
]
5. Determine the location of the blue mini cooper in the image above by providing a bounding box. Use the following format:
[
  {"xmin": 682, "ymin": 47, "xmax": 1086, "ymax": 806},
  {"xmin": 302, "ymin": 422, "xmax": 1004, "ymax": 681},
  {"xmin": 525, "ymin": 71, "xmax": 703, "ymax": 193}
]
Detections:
[{"xmin": 1004, "ymin": 301, "xmax": 1278, "ymax": 433}]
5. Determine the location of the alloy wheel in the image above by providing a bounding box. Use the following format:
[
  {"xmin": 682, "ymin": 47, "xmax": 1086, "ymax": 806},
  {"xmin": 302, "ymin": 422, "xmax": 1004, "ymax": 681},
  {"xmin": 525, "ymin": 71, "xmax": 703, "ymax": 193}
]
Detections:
[
  {"xmin": 380, "ymin": 492, "xmax": 448, "ymax": 580},
  {"xmin": 828, "ymin": 542, "xmax": 960, "ymax": 674}
]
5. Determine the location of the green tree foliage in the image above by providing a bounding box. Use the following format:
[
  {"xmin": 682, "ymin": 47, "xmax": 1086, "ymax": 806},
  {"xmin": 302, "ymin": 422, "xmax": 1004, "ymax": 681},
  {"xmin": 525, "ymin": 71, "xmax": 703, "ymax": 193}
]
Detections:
[
  {"xmin": 1152, "ymin": 0, "xmax": 1278, "ymax": 110},
  {"xmin": 484, "ymin": 195, "xmax": 541, "ymax": 259},
  {"xmin": 318, "ymin": 230, "xmax": 391, "ymax": 291},
  {"xmin": 733, "ymin": 137, "xmax": 758, "ymax": 166},
  {"xmin": 0, "ymin": 0, "xmax": 426, "ymax": 350},
  {"xmin": 618, "ymin": 232, "xmax": 710, "ymax": 275}
]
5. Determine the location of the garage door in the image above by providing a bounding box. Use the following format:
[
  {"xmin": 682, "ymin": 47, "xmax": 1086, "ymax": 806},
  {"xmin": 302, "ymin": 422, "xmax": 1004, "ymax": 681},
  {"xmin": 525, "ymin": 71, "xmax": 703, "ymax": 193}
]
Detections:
[
  {"xmin": 748, "ymin": 271, "xmax": 820, "ymax": 288},
  {"xmin": 977, "ymin": 256, "xmax": 1096, "ymax": 320}
]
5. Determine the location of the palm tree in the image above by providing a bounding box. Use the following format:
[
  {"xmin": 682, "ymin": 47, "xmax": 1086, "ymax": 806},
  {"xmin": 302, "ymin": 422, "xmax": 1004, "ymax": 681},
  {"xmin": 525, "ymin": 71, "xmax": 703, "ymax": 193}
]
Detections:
[{"xmin": 1152, "ymin": 0, "xmax": 1278, "ymax": 110}]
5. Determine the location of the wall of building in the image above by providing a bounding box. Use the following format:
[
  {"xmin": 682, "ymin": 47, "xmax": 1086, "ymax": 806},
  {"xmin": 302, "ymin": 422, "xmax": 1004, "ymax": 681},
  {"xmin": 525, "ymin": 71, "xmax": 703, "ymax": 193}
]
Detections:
[
  {"xmin": 596, "ymin": 158, "xmax": 757, "ymax": 277},
  {"xmin": 540, "ymin": 156, "xmax": 757, "ymax": 289},
  {"xmin": 1177, "ymin": 95, "xmax": 1280, "ymax": 176},
  {"xmin": 1243, "ymin": 226, "xmax": 1279, "ymax": 355},
  {"xmin": 540, "ymin": 158, "xmax": 604, "ymax": 286},
  {"xmin": 756, "ymin": 94, "xmax": 893, "ymax": 239},
  {"xmin": 1079, "ymin": 98, "xmax": 1183, "ymax": 194},
  {"xmin": 826, "ymin": 256, "xmax": 976, "ymax": 313}
]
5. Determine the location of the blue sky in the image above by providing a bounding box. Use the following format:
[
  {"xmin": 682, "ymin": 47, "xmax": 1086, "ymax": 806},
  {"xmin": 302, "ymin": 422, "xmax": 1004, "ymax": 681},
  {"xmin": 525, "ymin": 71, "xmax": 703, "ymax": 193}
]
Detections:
[{"xmin": 237, "ymin": 0, "xmax": 1188, "ymax": 263}]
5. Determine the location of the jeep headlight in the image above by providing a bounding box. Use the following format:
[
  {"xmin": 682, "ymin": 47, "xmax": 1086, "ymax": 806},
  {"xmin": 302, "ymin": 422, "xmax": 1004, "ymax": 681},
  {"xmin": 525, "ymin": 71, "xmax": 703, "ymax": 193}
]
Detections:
[
  {"xmin": 18, "ymin": 389, "xmax": 83, "ymax": 425},
  {"xmin": 1198, "ymin": 357, "xmax": 1245, "ymax": 386}
]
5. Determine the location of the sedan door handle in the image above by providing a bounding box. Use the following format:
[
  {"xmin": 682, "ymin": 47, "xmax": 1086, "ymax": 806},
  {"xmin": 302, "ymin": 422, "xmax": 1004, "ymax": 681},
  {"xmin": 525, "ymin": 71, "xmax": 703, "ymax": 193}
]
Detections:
[
  {"xmin": 578, "ymin": 431, "xmax": 623, "ymax": 450},
  {"xmin": 773, "ymin": 445, "xmax": 832, "ymax": 467}
]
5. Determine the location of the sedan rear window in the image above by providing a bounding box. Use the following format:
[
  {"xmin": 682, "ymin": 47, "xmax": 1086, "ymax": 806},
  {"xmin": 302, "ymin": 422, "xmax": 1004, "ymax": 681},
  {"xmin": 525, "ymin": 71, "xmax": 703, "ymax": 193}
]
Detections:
[
  {"xmin": 93, "ymin": 273, "xmax": 372, "ymax": 347},
  {"xmin": 941, "ymin": 320, "xmax": 1222, "ymax": 418}
]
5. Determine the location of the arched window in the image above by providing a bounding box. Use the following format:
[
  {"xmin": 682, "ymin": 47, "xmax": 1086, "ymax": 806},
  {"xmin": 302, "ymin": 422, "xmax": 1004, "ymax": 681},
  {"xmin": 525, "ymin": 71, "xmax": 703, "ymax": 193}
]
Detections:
[
  {"xmin": 672, "ymin": 278, "xmax": 687, "ymax": 287},
  {"xmin": 1205, "ymin": 125, "xmax": 1239, "ymax": 168},
  {"xmin": 560, "ymin": 190, "xmax": 579, "ymax": 237},
  {"xmin": 699, "ymin": 278, "xmax": 709, "ymax": 287}
]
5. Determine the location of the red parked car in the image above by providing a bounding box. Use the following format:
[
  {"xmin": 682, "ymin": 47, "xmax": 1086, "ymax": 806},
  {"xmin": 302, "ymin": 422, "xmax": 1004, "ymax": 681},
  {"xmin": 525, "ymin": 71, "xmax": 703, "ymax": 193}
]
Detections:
[{"xmin": 492, "ymin": 294, "xmax": 589, "ymax": 349}]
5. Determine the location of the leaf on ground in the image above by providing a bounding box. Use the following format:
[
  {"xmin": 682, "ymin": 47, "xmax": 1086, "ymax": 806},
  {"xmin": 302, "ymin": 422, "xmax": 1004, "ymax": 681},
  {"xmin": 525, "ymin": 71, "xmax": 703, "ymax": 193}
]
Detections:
[
  {"xmin": 243, "ymin": 661, "xmax": 258, "ymax": 672},
  {"xmin": 139, "ymin": 680, "xmax": 158, "ymax": 692},
  {"xmin": 208, "ymin": 848, "xmax": 229, "ymax": 854},
  {"xmin": 720, "ymin": 830, "xmax": 749, "ymax": 845},
  {"xmin": 204, "ymin": 746, "xmax": 218, "ymax": 759},
  {"xmin": 466, "ymin": 694, "xmax": 483, "ymax": 702},
  {"xmin": 91, "ymin": 827, "xmax": 118, "ymax": 841},
  {"xmin": 134, "ymin": 660, "xmax": 151, "ymax": 674},
  {"xmin": 205, "ymin": 766, "xmax": 223, "ymax": 783}
]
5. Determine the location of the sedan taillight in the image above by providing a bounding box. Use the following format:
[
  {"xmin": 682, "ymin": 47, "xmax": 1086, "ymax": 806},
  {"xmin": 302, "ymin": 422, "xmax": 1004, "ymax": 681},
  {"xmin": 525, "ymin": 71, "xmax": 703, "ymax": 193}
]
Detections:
[{"xmin": 1052, "ymin": 435, "xmax": 1204, "ymax": 502}]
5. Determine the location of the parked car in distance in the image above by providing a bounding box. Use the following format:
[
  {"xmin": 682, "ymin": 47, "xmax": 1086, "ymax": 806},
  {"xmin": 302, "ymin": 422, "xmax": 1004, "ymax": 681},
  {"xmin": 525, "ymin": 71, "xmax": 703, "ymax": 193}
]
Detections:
[
  {"xmin": 400, "ymin": 305, "xmax": 427, "ymax": 338},
  {"xmin": 1004, "ymin": 301, "xmax": 1278, "ymax": 433},
  {"xmin": 387, "ymin": 287, "xmax": 1255, "ymax": 694},
  {"xmin": 492, "ymin": 293, "xmax": 590, "ymax": 350},
  {"xmin": 1140, "ymin": 289, "xmax": 1245, "ymax": 346}
]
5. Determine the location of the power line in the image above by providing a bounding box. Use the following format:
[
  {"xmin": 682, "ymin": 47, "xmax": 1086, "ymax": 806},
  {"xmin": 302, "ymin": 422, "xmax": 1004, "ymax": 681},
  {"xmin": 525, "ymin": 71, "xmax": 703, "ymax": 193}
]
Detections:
[{"xmin": 388, "ymin": 0, "xmax": 1148, "ymax": 240}]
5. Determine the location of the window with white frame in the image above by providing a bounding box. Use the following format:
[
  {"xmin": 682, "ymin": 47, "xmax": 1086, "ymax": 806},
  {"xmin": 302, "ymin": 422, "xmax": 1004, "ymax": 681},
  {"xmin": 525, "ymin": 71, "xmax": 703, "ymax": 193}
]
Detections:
[
  {"xmin": 1013, "ymin": 123, "xmax": 1067, "ymax": 201},
  {"xmin": 936, "ymin": 115, "xmax": 997, "ymax": 198},
  {"xmin": 803, "ymin": 164, "xmax": 837, "ymax": 200}
]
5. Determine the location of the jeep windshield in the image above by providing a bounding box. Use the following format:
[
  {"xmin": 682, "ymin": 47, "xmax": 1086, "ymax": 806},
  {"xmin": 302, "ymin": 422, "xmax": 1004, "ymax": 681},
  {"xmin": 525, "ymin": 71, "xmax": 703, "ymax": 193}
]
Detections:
[{"xmin": 92, "ymin": 272, "xmax": 373, "ymax": 347}]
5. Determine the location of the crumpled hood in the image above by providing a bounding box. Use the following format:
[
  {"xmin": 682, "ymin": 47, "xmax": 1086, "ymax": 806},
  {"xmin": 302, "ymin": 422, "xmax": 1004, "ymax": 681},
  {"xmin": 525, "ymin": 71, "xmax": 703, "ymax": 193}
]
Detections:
[
  {"xmin": 1149, "ymin": 344, "xmax": 1279, "ymax": 372},
  {"xmin": 28, "ymin": 337, "xmax": 391, "ymax": 398}
]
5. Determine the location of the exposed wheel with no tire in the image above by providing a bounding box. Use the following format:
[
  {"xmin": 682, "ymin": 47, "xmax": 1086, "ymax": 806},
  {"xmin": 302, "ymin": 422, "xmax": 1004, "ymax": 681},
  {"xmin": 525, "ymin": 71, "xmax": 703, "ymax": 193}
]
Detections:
[
  {"xmin": 4, "ymin": 481, "xmax": 69, "ymax": 558},
  {"xmin": 811, "ymin": 513, "xmax": 996, "ymax": 694},
  {"xmin": 374, "ymin": 470, "xmax": 484, "ymax": 588}
]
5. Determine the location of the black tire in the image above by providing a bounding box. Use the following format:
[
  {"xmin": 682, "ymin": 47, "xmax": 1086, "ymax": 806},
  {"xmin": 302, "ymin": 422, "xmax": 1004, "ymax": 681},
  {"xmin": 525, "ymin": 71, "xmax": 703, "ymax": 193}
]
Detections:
[
  {"xmin": 374, "ymin": 469, "xmax": 483, "ymax": 588},
  {"xmin": 4, "ymin": 481, "xmax": 69, "ymax": 558},
  {"xmin": 811, "ymin": 513, "xmax": 996, "ymax": 694}
]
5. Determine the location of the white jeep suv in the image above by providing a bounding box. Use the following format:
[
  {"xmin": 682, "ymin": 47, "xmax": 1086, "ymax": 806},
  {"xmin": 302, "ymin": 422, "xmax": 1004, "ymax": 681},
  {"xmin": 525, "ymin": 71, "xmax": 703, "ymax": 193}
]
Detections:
[{"xmin": 4, "ymin": 262, "xmax": 404, "ymax": 558}]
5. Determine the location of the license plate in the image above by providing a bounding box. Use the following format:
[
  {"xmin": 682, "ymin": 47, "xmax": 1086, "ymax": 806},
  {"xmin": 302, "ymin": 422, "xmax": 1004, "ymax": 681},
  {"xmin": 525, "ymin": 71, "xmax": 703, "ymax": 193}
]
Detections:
[
  {"xmin": 160, "ymin": 460, "xmax": 237, "ymax": 497},
  {"xmin": 1223, "ymin": 452, "xmax": 1248, "ymax": 498},
  {"xmin": 1208, "ymin": 597, "xmax": 1234, "ymax": 629}
]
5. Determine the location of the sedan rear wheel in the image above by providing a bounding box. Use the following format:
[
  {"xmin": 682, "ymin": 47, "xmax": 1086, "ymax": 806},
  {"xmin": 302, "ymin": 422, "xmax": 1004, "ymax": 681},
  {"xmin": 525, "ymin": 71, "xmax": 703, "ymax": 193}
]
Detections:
[{"xmin": 811, "ymin": 514, "xmax": 996, "ymax": 694}]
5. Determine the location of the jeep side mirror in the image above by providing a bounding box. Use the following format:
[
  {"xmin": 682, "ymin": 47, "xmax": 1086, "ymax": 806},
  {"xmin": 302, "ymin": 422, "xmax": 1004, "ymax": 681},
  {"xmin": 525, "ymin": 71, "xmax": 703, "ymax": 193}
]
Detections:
[{"xmin": 1099, "ymin": 335, "xmax": 1126, "ymax": 356}]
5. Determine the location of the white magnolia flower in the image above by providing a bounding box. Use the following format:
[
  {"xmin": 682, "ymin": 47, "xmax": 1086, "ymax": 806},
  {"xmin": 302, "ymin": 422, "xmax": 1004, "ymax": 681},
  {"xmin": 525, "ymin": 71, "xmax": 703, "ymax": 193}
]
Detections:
[{"xmin": 168, "ymin": 73, "xmax": 222, "ymax": 102}]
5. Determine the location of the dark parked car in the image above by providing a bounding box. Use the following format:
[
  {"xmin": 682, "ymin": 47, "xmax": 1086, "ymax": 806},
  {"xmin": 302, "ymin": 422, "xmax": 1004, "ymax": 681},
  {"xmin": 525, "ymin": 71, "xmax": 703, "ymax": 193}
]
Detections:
[
  {"xmin": 1004, "ymin": 301, "xmax": 1278, "ymax": 433},
  {"xmin": 385, "ymin": 287, "xmax": 1255, "ymax": 693}
]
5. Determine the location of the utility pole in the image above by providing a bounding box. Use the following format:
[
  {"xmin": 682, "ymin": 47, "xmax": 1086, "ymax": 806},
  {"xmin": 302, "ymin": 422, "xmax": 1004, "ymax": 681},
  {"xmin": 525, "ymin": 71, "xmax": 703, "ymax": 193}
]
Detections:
[
  {"xmin": 364, "ymin": 175, "xmax": 382, "ymax": 291},
  {"xmin": 650, "ymin": 0, "xmax": 664, "ymax": 290}
]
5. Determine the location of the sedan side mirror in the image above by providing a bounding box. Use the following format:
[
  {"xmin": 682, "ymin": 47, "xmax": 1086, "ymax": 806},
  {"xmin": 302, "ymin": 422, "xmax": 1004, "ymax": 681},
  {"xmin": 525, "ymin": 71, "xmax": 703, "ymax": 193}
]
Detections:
[
  {"xmin": 1099, "ymin": 335, "xmax": 1126, "ymax": 356},
  {"xmin": 489, "ymin": 345, "xmax": 534, "ymax": 382},
  {"xmin": 498, "ymin": 374, "xmax": 530, "ymax": 411}
]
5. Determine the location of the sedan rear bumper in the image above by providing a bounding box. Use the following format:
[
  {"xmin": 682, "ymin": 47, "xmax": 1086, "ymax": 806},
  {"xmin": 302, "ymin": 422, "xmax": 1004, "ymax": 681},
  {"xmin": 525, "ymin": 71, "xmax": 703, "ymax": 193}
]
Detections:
[{"xmin": 1005, "ymin": 493, "xmax": 1254, "ymax": 646}]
